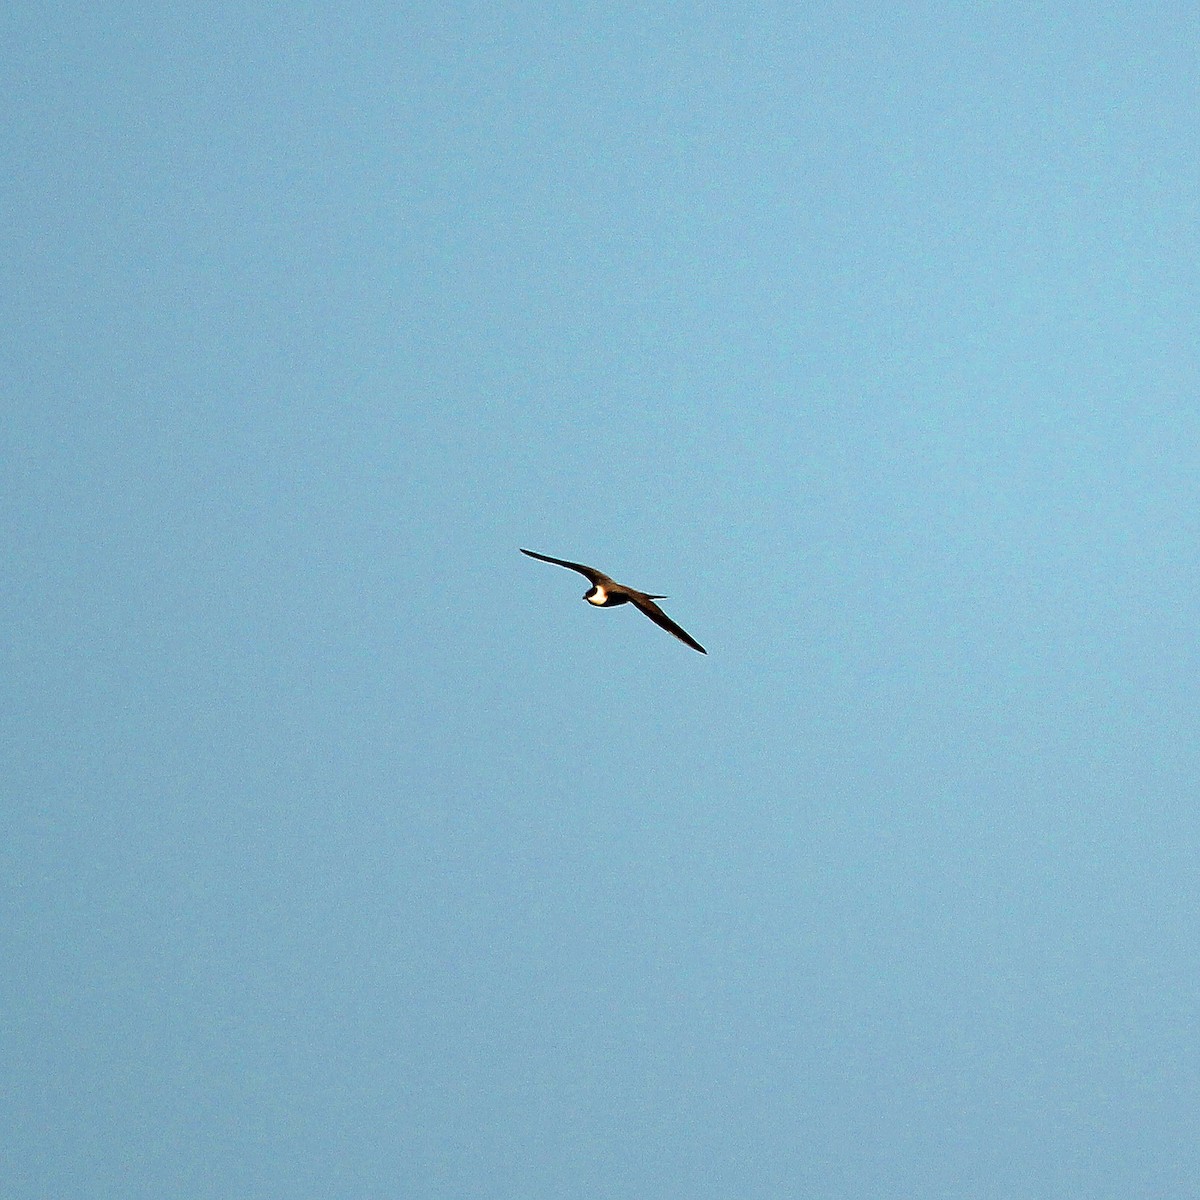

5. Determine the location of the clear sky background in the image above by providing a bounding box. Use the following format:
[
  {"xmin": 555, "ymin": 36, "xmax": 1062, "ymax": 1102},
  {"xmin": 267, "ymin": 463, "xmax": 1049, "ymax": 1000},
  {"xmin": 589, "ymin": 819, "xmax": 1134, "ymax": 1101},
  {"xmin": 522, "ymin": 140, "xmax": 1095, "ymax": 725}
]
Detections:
[{"xmin": 4, "ymin": 4, "xmax": 1199, "ymax": 1197}]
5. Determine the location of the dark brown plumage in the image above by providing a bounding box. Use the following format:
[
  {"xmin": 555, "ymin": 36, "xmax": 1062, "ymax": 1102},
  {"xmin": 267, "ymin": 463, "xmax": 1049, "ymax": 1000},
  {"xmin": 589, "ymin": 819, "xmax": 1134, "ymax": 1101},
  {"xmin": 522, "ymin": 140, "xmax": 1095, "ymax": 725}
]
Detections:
[{"xmin": 520, "ymin": 548, "xmax": 706, "ymax": 654}]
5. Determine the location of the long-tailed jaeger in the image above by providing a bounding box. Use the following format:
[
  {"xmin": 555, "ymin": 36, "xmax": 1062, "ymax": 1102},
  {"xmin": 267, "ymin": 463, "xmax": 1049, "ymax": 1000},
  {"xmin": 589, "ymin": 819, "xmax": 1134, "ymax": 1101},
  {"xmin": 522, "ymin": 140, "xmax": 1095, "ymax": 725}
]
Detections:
[{"xmin": 520, "ymin": 548, "xmax": 706, "ymax": 654}]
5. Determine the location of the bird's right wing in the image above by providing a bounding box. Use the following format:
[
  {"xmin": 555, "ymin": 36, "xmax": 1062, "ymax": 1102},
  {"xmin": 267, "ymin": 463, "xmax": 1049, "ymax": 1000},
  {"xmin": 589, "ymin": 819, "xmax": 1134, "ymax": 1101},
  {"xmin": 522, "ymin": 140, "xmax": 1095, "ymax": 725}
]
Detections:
[{"xmin": 630, "ymin": 595, "xmax": 707, "ymax": 654}]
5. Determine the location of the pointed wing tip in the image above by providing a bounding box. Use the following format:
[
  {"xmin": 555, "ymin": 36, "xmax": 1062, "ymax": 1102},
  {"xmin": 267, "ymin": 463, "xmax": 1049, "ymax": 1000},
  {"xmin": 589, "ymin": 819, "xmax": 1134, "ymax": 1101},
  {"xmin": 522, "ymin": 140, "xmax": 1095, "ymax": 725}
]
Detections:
[{"xmin": 631, "ymin": 596, "xmax": 707, "ymax": 655}]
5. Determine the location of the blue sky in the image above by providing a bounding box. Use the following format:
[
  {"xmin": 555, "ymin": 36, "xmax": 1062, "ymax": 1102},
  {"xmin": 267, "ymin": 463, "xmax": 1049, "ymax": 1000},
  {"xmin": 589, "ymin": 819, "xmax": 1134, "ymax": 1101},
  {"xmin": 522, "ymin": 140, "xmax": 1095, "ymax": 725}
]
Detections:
[{"xmin": 4, "ymin": 4, "xmax": 1199, "ymax": 1197}]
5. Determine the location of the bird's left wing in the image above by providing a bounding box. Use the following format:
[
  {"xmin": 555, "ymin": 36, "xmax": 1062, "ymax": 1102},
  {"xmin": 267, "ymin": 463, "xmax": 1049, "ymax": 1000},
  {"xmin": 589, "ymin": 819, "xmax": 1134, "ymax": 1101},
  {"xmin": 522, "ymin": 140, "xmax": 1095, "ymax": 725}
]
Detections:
[{"xmin": 519, "ymin": 548, "xmax": 610, "ymax": 586}]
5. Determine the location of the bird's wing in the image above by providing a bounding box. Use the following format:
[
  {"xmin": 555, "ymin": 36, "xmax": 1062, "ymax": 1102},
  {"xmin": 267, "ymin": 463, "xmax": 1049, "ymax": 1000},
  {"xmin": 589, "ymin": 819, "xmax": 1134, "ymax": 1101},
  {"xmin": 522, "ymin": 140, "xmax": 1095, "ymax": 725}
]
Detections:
[
  {"xmin": 520, "ymin": 548, "xmax": 611, "ymax": 586},
  {"xmin": 630, "ymin": 595, "xmax": 707, "ymax": 654}
]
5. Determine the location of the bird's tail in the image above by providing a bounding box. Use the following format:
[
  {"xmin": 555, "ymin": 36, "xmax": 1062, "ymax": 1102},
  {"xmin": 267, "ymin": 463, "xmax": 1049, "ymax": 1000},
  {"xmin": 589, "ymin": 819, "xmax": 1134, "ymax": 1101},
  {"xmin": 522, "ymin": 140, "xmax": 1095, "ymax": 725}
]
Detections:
[{"xmin": 642, "ymin": 593, "xmax": 668, "ymax": 600}]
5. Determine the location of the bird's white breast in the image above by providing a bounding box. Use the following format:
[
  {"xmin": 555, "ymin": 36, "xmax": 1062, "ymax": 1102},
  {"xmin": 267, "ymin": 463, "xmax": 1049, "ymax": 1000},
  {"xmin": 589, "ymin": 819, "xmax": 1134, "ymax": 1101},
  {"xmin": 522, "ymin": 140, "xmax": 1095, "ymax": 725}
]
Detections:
[{"xmin": 586, "ymin": 586, "xmax": 608, "ymax": 606}]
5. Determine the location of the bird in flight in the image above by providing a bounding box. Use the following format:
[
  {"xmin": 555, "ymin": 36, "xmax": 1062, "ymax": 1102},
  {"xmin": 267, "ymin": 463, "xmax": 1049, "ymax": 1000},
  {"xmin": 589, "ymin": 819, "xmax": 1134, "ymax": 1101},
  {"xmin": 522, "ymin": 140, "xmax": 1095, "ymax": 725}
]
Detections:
[{"xmin": 520, "ymin": 548, "xmax": 706, "ymax": 654}]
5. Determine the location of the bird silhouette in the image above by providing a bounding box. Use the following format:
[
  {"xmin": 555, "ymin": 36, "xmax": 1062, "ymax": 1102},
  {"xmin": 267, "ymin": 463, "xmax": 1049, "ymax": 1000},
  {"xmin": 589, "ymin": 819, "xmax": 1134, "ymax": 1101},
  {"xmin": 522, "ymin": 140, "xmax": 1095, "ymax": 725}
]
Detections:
[{"xmin": 520, "ymin": 548, "xmax": 706, "ymax": 654}]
